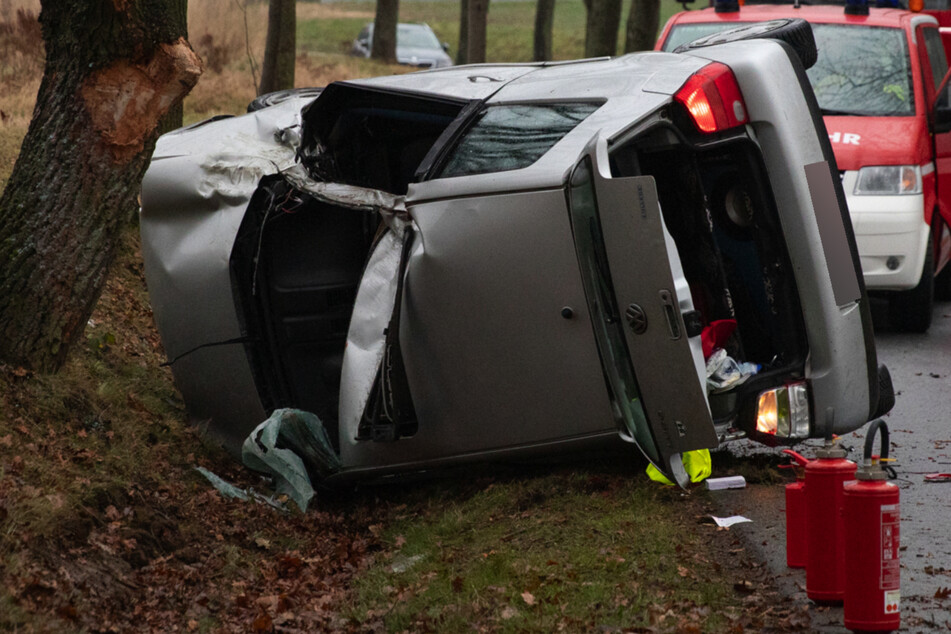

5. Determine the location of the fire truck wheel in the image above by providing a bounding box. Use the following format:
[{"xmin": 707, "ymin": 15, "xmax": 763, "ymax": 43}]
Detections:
[
  {"xmin": 889, "ymin": 237, "xmax": 934, "ymax": 333},
  {"xmin": 674, "ymin": 18, "xmax": 818, "ymax": 70}
]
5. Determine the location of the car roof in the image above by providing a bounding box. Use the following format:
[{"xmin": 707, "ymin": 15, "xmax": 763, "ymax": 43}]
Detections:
[
  {"xmin": 663, "ymin": 4, "xmax": 934, "ymax": 28},
  {"xmin": 345, "ymin": 53, "xmax": 708, "ymax": 103}
]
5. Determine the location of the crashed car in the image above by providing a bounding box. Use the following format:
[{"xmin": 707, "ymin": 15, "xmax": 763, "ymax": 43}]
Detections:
[{"xmin": 141, "ymin": 20, "xmax": 893, "ymax": 488}]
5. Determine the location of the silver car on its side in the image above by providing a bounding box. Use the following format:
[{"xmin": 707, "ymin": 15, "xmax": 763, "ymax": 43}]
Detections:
[{"xmin": 141, "ymin": 20, "xmax": 893, "ymax": 488}]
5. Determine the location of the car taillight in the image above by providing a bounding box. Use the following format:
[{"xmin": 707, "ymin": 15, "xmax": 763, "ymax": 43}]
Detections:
[{"xmin": 674, "ymin": 62, "xmax": 748, "ymax": 134}]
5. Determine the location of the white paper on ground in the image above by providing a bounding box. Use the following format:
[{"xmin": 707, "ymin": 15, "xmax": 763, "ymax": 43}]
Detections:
[{"xmin": 711, "ymin": 515, "xmax": 752, "ymax": 528}]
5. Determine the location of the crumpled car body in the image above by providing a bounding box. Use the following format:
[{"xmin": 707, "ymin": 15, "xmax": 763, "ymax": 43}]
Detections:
[{"xmin": 141, "ymin": 37, "xmax": 892, "ymax": 488}]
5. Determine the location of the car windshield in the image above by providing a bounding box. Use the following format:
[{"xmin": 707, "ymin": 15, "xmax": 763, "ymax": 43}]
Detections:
[
  {"xmin": 808, "ymin": 25, "xmax": 913, "ymax": 116},
  {"xmin": 398, "ymin": 25, "xmax": 441, "ymax": 49},
  {"xmin": 663, "ymin": 22, "xmax": 914, "ymax": 116}
]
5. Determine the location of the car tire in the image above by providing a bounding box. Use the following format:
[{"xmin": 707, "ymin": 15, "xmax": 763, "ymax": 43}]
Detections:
[
  {"xmin": 673, "ymin": 18, "xmax": 818, "ymax": 70},
  {"xmin": 888, "ymin": 236, "xmax": 933, "ymax": 333},
  {"xmin": 247, "ymin": 87, "xmax": 323, "ymax": 112}
]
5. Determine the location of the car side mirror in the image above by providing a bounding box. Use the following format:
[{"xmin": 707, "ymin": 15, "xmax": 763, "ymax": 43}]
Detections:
[{"xmin": 442, "ymin": 42, "xmax": 450, "ymax": 53}]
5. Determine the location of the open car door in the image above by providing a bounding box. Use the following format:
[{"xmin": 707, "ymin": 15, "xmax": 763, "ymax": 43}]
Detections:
[{"xmin": 567, "ymin": 136, "xmax": 719, "ymax": 487}]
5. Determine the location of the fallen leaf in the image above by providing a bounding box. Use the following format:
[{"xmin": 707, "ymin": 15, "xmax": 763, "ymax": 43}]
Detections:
[
  {"xmin": 521, "ymin": 591, "xmax": 536, "ymax": 605},
  {"xmin": 501, "ymin": 606, "xmax": 518, "ymax": 620},
  {"xmin": 936, "ymin": 587, "xmax": 951, "ymax": 600},
  {"xmin": 734, "ymin": 580, "xmax": 755, "ymax": 594},
  {"xmin": 394, "ymin": 534, "xmax": 406, "ymax": 548},
  {"xmin": 678, "ymin": 565, "xmax": 690, "ymax": 577},
  {"xmin": 252, "ymin": 610, "xmax": 273, "ymax": 632}
]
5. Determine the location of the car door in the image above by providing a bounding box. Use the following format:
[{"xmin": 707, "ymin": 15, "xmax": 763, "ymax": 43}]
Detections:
[
  {"xmin": 566, "ymin": 136, "xmax": 719, "ymax": 487},
  {"xmin": 918, "ymin": 23, "xmax": 951, "ymax": 270}
]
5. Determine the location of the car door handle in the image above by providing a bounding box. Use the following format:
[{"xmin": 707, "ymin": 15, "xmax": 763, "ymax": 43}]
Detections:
[{"xmin": 659, "ymin": 290, "xmax": 682, "ymax": 340}]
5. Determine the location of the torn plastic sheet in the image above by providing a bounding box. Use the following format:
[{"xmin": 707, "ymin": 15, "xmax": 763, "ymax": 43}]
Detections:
[
  {"xmin": 241, "ymin": 408, "xmax": 341, "ymax": 512},
  {"xmin": 193, "ymin": 466, "xmax": 288, "ymax": 510},
  {"xmin": 711, "ymin": 515, "xmax": 752, "ymax": 528}
]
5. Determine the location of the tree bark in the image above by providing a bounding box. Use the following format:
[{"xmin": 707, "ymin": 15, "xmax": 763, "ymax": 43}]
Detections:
[
  {"xmin": 456, "ymin": 0, "xmax": 469, "ymax": 65},
  {"xmin": 583, "ymin": 0, "xmax": 622, "ymax": 58},
  {"xmin": 157, "ymin": 0, "xmax": 188, "ymax": 135},
  {"xmin": 533, "ymin": 0, "xmax": 555, "ymax": 62},
  {"xmin": 467, "ymin": 0, "xmax": 489, "ymax": 64},
  {"xmin": 0, "ymin": 0, "xmax": 202, "ymax": 371},
  {"xmin": 259, "ymin": 0, "xmax": 296, "ymax": 95},
  {"xmin": 371, "ymin": 0, "xmax": 399, "ymax": 63},
  {"xmin": 624, "ymin": 0, "xmax": 660, "ymax": 53}
]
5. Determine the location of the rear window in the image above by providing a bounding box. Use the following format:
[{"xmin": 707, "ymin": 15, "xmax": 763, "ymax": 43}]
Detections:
[
  {"xmin": 663, "ymin": 21, "xmax": 913, "ymax": 116},
  {"xmin": 438, "ymin": 103, "xmax": 600, "ymax": 178}
]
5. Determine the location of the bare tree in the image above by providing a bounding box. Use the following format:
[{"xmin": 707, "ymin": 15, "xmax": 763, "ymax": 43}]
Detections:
[
  {"xmin": 0, "ymin": 0, "xmax": 201, "ymax": 371},
  {"xmin": 624, "ymin": 0, "xmax": 660, "ymax": 53},
  {"xmin": 259, "ymin": 0, "xmax": 296, "ymax": 94},
  {"xmin": 467, "ymin": 0, "xmax": 489, "ymax": 63},
  {"xmin": 371, "ymin": 0, "xmax": 399, "ymax": 62},
  {"xmin": 534, "ymin": 0, "xmax": 556, "ymax": 62},
  {"xmin": 583, "ymin": 0, "xmax": 623, "ymax": 58},
  {"xmin": 457, "ymin": 0, "xmax": 469, "ymax": 65}
]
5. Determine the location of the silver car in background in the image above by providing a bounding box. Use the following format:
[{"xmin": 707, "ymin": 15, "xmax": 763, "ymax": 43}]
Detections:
[
  {"xmin": 141, "ymin": 20, "xmax": 893, "ymax": 488},
  {"xmin": 351, "ymin": 22, "xmax": 453, "ymax": 69}
]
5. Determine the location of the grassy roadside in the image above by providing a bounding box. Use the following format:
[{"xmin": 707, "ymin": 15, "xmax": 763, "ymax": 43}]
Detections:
[{"xmin": 0, "ymin": 2, "xmax": 805, "ymax": 631}]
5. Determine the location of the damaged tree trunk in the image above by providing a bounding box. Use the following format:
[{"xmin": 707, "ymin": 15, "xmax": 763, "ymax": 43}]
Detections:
[{"xmin": 0, "ymin": 0, "xmax": 201, "ymax": 371}]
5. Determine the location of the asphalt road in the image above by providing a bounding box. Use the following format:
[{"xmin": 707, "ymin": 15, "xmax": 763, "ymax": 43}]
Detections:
[{"xmin": 711, "ymin": 297, "xmax": 951, "ymax": 633}]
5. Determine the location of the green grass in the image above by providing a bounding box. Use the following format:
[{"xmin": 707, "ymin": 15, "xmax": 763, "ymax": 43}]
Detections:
[
  {"xmin": 347, "ymin": 467, "xmax": 739, "ymax": 632},
  {"xmin": 298, "ymin": 0, "xmax": 691, "ymax": 63}
]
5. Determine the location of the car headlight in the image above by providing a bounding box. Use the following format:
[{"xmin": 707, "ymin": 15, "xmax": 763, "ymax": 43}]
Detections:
[
  {"xmin": 755, "ymin": 382, "xmax": 810, "ymax": 439},
  {"xmin": 853, "ymin": 165, "xmax": 921, "ymax": 195}
]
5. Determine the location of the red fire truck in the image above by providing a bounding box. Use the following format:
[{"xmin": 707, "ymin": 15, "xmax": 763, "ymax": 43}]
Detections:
[{"xmin": 658, "ymin": 0, "xmax": 951, "ymax": 332}]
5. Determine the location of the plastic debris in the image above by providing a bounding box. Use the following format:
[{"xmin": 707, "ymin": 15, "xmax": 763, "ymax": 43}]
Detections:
[
  {"xmin": 712, "ymin": 515, "xmax": 752, "ymax": 528},
  {"xmin": 706, "ymin": 348, "xmax": 760, "ymax": 393},
  {"xmin": 241, "ymin": 408, "xmax": 341, "ymax": 512},
  {"xmin": 706, "ymin": 475, "xmax": 747, "ymax": 490},
  {"xmin": 924, "ymin": 473, "xmax": 951, "ymax": 482},
  {"xmin": 193, "ymin": 466, "xmax": 288, "ymax": 510},
  {"xmin": 646, "ymin": 448, "xmax": 712, "ymax": 485}
]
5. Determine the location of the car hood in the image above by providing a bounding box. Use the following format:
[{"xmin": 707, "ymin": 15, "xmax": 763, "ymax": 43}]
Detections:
[
  {"xmin": 397, "ymin": 46, "xmax": 450, "ymax": 64},
  {"xmin": 824, "ymin": 115, "xmax": 931, "ymax": 171}
]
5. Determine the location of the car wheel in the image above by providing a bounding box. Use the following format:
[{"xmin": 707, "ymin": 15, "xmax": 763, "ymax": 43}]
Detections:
[
  {"xmin": 674, "ymin": 18, "xmax": 818, "ymax": 70},
  {"xmin": 888, "ymin": 237, "xmax": 933, "ymax": 333},
  {"xmin": 247, "ymin": 87, "xmax": 323, "ymax": 112}
]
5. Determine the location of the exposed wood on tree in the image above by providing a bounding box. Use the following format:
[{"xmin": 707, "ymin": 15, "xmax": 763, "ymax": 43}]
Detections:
[
  {"xmin": 583, "ymin": 0, "xmax": 623, "ymax": 58},
  {"xmin": 624, "ymin": 0, "xmax": 660, "ymax": 53},
  {"xmin": 371, "ymin": 0, "xmax": 399, "ymax": 62},
  {"xmin": 259, "ymin": 0, "xmax": 296, "ymax": 95},
  {"xmin": 534, "ymin": 0, "xmax": 556, "ymax": 62},
  {"xmin": 156, "ymin": 0, "xmax": 187, "ymax": 135},
  {"xmin": 467, "ymin": 0, "xmax": 489, "ymax": 64},
  {"xmin": 0, "ymin": 0, "xmax": 201, "ymax": 371}
]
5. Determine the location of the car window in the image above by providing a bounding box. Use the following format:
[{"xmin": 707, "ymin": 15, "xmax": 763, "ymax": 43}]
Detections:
[
  {"xmin": 808, "ymin": 25, "xmax": 913, "ymax": 116},
  {"xmin": 397, "ymin": 25, "xmax": 441, "ymax": 49},
  {"xmin": 661, "ymin": 23, "xmax": 737, "ymax": 52},
  {"xmin": 664, "ymin": 22, "xmax": 914, "ymax": 116},
  {"xmin": 921, "ymin": 26, "xmax": 948, "ymax": 92},
  {"xmin": 439, "ymin": 103, "xmax": 600, "ymax": 178}
]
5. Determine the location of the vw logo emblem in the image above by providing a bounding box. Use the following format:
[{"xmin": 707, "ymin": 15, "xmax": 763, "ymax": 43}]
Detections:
[{"xmin": 625, "ymin": 303, "xmax": 647, "ymax": 334}]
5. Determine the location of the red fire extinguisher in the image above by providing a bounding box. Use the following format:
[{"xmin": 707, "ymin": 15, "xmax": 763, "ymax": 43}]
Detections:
[
  {"xmin": 782, "ymin": 449, "xmax": 809, "ymax": 568},
  {"xmin": 806, "ymin": 437, "xmax": 856, "ymax": 603},
  {"xmin": 844, "ymin": 419, "xmax": 900, "ymax": 633}
]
